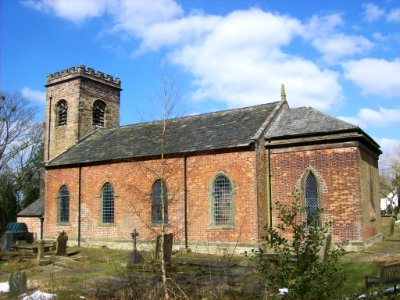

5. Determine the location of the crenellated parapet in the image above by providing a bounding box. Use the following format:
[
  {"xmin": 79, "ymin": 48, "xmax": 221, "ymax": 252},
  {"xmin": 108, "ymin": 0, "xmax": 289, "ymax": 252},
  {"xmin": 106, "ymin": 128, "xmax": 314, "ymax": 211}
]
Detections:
[{"xmin": 46, "ymin": 65, "xmax": 121, "ymax": 89}]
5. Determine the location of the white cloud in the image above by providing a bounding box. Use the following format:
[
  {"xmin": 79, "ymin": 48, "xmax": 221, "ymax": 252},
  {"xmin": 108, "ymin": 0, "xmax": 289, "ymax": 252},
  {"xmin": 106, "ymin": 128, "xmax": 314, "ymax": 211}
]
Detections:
[
  {"xmin": 109, "ymin": 0, "xmax": 183, "ymax": 37},
  {"xmin": 388, "ymin": 8, "xmax": 400, "ymax": 22},
  {"xmin": 376, "ymin": 138, "xmax": 400, "ymax": 156},
  {"xmin": 303, "ymin": 14, "xmax": 373, "ymax": 62},
  {"xmin": 169, "ymin": 9, "xmax": 342, "ymax": 110},
  {"xmin": 339, "ymin": 107, "xmax": 400, "ymax": 129},
  {"xmin": 343, "ymin": 58, "xmax": 400, "ymax": 98},
  {"xmin": 22, "ymin": 0, "xmax": 111, "ymax": 23},
  {"xmin": 312, "ymin": 34, "xmax": 372, "ymax": 62},
  {"xmin": 363, "ymin": 3, "xmax": 384, "ymax": 22},
  {"xmin": 132, "ymin": 13, "xmax": 221, "ymax": 55},
  {"xmin": 24, "ymin": 1, "xmax": 345, "ymax": 110},
  {"xmin": 21, "ymin": 87, "xmax": 46, "ymax": 103}
]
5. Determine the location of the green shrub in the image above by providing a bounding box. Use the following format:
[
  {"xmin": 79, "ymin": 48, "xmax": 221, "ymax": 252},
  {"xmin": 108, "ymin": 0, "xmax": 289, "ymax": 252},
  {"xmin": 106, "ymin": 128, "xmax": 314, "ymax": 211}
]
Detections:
[{"xmin": 251, "ymin": 201, "xmax": 347, "ymax": 300}]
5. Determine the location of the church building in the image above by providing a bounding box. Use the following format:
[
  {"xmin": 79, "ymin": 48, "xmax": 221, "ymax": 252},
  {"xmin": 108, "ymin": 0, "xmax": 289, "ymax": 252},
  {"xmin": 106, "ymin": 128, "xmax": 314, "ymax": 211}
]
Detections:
[{"xmin": 18, "ymin": 65, "xmax": 382, "ymax": 252}]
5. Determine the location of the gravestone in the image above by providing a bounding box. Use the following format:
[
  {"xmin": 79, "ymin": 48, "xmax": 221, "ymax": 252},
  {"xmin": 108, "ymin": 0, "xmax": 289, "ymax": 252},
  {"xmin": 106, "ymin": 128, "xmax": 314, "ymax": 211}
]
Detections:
[
  {"xmin": 8, "ymin": 270, "xmax": 27, "ymax": 298},
  {"xmin": 37, "ymin": 239, "xmax": 45, "ymax": 261},
  {"xmin": 155, "ymin": 233, "xmax": 173, "ymax": 265},
  {"xmin": 1, "ymin": 232, "xmax": 15, "ymax": 252},
  {"xmin": 318, "ymin": 234, "xmax": 332, "ymax": 263},
  {"xmin": 127, "ymin": 229, "xmax": 143, "ymax": 267},
  {"xmin": 56, "ymin": 231, "xmax": 68, "ymax": 256}
]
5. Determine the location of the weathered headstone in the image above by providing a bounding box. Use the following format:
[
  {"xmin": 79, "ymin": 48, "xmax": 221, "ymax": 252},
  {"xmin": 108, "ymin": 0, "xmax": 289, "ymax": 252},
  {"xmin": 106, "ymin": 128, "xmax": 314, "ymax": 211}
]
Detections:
[
  {"xmin": 37, "ymin": 239, "xmax": 45, "ymax": 261},
  {"xmin": 8, "ymin": 270, "xmax": 27, "ymax": 298},
  {"xmin": 155, "ymin": 233, "xmax": 173, "ymax": 265},
  {"xmin": 127, "ymin": 229, "xmax": 143, "ymax": 267},
  {"xmin": 1, "ymin": 232, "xmax": 15, "ymax": 252},
  {"xmin": 56, "ymin": 231, "xmax": 68, "ymax": 256},
  {"xmin": 318, "ymin": 234, "xmax": 332, "ymax": 263}
]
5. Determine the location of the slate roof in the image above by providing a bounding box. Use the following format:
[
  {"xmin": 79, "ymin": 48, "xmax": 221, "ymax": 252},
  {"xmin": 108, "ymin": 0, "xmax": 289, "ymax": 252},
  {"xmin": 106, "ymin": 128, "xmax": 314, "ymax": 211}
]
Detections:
[
  {"xmin": 17, "ymin": 197, "xmax": 44, "ymax": 217},
  {"xmin": 265, "ymin": 107, "xmax": 358, "ymax": 140},
  {"xmin": 47, "ymin": 102, "xmax": 280, "ymax": 167}
]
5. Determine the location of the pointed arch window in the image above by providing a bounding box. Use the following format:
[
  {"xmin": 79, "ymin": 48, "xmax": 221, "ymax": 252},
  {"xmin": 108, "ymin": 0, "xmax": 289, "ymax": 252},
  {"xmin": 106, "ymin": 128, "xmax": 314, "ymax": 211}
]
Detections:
[
  {"xmin": 151, "ymin": 180, "xmax": 168, "ymax": 225},
  {"xmin": 56, "ymin": 100, "xmax": 68, "ymax": 126},
  {"xmin": 93, "ymin": 100, "xmax": 106, "ymax": 127},
  {"xmin": 101, "ymin": 183, "xmax": 114, "ymax": 224},
  {"xmin": 305, "ymin": 172, "xmax": 319, "ymax": 226},
  {"xmin": 212, "ymin": 175, "xmax": 233, "ymax": 227},
  {"xmin": 58, "ymin": 185, "xmax": 69, "ymax": 223}
]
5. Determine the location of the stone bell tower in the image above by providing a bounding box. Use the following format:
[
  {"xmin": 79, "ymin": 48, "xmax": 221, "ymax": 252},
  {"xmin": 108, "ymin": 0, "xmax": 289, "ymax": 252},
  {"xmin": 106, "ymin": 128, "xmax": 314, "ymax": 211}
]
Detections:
[{"xmin": 44, "ymin": 65, "xmax": 121, "ymax": 162}]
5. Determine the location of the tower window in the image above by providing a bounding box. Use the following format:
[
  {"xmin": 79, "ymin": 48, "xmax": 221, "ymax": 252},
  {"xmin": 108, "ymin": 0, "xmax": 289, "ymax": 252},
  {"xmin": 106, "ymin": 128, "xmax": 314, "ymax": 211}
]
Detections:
[
  {"xmin": 212, "ymin": 175, "xmax": 233, "ymax": 227},
  {"xmin": 305, "ymin": 172, "xmax": 319, "ymax": 226},
  {"xmin": 58, "ymin": 185, "xmax": 69, "ymax": 223},
  {"xmin": 93, "ymin": 100, "xmax": 106, "ymax": 127},
  {"xmin": 151, "ymin": 180, "xmax": 168, "ymax": 225},
  {"xmin": 101, "ymin": 183, "xmax": 114, "ymax": 224},
  {"xmin": 56, "ymin": 100, "xmax": 68, "ymax": 126}
]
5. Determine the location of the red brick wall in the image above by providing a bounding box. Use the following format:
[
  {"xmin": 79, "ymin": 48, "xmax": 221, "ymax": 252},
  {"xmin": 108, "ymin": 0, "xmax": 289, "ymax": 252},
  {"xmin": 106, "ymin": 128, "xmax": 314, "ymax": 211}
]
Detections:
[
  {"xmin": 44, "ymin": 150, "xmax": 259, "ymax": 245},
  {"xmin": 17, "ymin": 217, "xmax": 41, "ymax": 241},
  {"xmin": 270, "ymin": 146, "xmax": 363, "ymax": 242}
]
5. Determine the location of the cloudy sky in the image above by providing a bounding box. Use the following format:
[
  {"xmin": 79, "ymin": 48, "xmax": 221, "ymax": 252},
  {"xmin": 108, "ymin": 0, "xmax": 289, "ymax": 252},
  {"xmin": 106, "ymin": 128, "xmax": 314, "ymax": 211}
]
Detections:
[{"xmin": 1, "ymin": 0, "xmax": 400, "ymax": 156}]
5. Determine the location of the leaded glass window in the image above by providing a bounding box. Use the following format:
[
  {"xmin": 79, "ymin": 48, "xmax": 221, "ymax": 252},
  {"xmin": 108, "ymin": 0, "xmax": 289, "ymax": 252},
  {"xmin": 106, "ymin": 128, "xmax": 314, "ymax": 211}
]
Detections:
[
  {"xmin": 102, "ymin": 183, "xmax": 114, "ymax": 224},
  {"xmin": 305, "ymin": 173, "xmax": 319, "ymax": 226},
  {"xmin": 212, "ymin": 175, "xmax": 233, "ymax": 226},
  {"xmin": 58, "ymin": 185, "xmax": 69, "ymax": 223},
  {"xmin": 93, "ymin": 100, "xmax": 106, "ymax": 127},
  {"xmin": 56, "ymin": 100, "xmax": 68, "ymax": 126},
  {"xmin": 151, "ymin": 180, "xmax": 168, "ymax": 225}
]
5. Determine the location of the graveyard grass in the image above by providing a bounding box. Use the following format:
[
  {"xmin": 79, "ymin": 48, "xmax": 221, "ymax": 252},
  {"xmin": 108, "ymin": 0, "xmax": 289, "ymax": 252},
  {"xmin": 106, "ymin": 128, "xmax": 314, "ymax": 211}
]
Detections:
[{"xmin": 0, "ymin": 217, "xmax": 398, "ymax": 299}]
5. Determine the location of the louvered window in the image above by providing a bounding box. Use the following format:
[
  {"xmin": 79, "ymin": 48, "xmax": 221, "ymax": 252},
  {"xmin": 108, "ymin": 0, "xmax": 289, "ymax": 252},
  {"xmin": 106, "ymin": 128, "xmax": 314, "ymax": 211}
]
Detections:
[
  {"xmin": 93, "ymin": 100, "xmax": 106, "ymax": 127},
  {"xmin": 56, "ymin": 100, "xmax": 68, "ymax": 126},
  {"xmin": 212, "ymin": 175, "xmax": 233, "ymax": 226},
  {"xmin": 102, "ymin": 183, "xmax": 114, "ymax": 223},
  {"xmin": 58, "ymin": 185, "xmax": 69, "ymax": 223},
  {"xmin": 305, "ymin": 173, "xmax": 319, "ymax": 226},
  {"xmin": 151, "ymin": 180, "xmax": 168, "ymax": 225}
]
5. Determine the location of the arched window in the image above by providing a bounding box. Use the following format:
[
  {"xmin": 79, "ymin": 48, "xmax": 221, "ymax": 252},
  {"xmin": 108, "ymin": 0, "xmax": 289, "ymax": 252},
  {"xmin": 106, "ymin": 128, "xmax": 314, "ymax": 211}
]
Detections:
[
  {"xmin": 305, "ymin": 172, "xmax": 319, "ymax": 226},
  {"xmin": 58, "ymin": 185, "xmax": 69, "ymax": 223},
  {"xmin": 56, "ymin": 100, "xmax": 68, "ymax": 126},
  {"xmin": 101, "ymin": 183, "xmax": 114, "ymax": 224},
  {"xmin": 212, "ymin": 175, "xmax": 233, "ymax": 226},
  {"xmin": 151, "ymin": 180, "xmax": 168, "ymax": 225},
  {"xmin": 92, "ymin": 100, "xmax": 106, "ymax": 127}
]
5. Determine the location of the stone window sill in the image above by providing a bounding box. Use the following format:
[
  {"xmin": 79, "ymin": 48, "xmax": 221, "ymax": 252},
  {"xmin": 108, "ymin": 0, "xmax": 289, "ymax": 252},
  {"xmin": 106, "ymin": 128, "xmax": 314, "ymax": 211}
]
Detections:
[
  {"xmin": 208, "ymin": 225, "xmax": 235, "ymax": 230},
  {"xmin": 57, "ymin": 222, "xmax": 70, "ymax": 226}
]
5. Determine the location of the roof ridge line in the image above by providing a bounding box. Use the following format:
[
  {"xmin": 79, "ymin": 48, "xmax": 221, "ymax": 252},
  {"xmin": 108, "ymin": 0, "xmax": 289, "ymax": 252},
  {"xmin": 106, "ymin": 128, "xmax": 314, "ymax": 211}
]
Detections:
[{"xmin": 119, "ymin": 101, "xmax": 280, "ymax": 129}]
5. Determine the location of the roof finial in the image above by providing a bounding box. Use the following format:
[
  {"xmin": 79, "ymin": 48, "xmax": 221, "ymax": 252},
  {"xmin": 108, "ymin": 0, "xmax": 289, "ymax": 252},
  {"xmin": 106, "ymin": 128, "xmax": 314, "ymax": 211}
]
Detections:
[{"xmin": 281, "ymin": 83, "xmax": 286, "ymax": 102}]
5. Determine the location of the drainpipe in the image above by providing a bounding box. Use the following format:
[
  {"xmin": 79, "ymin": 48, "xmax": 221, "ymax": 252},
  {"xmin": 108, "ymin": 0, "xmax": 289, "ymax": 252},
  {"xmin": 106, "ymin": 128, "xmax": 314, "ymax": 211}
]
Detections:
[
  {"xmin": 47, "ymin": 96, "xmax": 52, "ymax": 160},
  {"xmin": 184, "ymin": 156, "xmax": 188, "ymax": 249},
  {"xmin": 40, "ymin": 216, "xmax": 44, "ymax": 239},
  {"xmin": 267, "ymin": 139, "xmax": 273, "ymax": 229},
  {"xmin": 78, "ymin": 164, "xmax": 82, "ymax": 247}
]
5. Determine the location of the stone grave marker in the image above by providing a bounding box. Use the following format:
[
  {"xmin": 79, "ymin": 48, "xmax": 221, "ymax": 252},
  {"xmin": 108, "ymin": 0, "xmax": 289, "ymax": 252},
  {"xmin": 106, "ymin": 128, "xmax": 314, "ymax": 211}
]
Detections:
[
  {"xmin": 37, "ymin": 239, "xmax": 45, "ymax": 261},
  {"xmin": 1, "ymin": 232, "xmax": 15, "ymax": 252},
  {"xmin": 56, "ymin": 231, "xmax": 68, "ymax": 256},
  {"xmin": 8, "ymin": 270, "xmax": 27, "ymax": 298},
  {"xmin": 155, "ymin": 233, "xmax": 173, "ymax": 265},
  {"xmin": 318, "ymin": 233, "xmax": 332, "ymax": 263},
  {"xmin": 127, "ymin": 229, "xmax": 143, "ymax": 267}
]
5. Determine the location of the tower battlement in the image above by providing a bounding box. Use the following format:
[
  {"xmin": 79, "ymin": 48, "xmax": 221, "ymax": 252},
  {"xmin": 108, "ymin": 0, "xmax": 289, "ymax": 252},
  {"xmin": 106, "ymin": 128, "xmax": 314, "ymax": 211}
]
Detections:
[{"xmin": 46, "ymin": 65, "xmax": 121, "ymax": 88}]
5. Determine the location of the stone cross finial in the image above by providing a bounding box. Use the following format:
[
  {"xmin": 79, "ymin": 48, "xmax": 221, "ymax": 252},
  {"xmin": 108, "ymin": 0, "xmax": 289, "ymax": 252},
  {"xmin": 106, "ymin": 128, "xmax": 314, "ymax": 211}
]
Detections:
[
  {"xmin": 131, "ymin": 229, "xmax": 139, "ymax": 252},
  {"xmin": 281, "ymin": 84, "xmax": 286, "ymax": 102}
]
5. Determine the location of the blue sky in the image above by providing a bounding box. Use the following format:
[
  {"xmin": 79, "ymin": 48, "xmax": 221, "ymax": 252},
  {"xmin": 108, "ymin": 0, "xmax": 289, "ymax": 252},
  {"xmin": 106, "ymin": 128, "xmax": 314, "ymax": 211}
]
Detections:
[{"xmin": 1, "ymin": 0, "xmax": 400, "ymax": 157}]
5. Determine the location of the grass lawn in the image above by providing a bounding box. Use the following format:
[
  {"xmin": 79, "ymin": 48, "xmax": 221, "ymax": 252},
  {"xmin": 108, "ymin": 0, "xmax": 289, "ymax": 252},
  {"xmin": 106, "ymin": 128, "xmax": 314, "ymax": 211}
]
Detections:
[{"xmin": 1, "ymin": 216, "xmax": 400, "ymax": 299}]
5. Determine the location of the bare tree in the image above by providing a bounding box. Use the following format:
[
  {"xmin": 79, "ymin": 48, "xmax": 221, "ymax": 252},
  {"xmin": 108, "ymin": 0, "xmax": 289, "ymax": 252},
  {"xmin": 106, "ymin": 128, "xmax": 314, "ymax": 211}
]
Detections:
[
  {"xmin": 0, "ymin": 92, "xmax": 37, "ymax": 174},
  {"xmin": 380, "ymin": 149, "xmax": 400, "ymax": 217}
]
